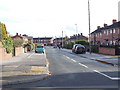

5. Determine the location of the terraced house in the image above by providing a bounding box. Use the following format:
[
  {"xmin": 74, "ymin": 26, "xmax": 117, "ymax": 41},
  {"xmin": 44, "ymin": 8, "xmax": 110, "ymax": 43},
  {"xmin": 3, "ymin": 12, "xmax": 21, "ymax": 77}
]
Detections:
[
  {"xmin": 33, "ymin": 37, "xmax": 54, "ymax": 46},
  {"xmin": 90, "ymin": 19, "xmax": 120, "ymax": 46}
]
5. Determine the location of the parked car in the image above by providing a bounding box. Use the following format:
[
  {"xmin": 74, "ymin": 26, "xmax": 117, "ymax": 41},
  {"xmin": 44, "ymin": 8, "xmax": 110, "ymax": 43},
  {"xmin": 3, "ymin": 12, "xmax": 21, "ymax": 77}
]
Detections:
[
  {"xmin": 35, "ymin": 44, "xmax": 45, "ymax": 53},
  {"xmin": 72, "ymin": 44, "xmax": 86, "ymax": 54}
]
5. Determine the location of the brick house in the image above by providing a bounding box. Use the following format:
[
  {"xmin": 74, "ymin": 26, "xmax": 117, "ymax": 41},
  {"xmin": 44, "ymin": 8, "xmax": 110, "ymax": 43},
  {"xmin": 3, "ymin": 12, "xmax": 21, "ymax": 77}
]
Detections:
[
  {"xmin": 33, "ymin": 37, "xmax": 54, "ymax": 45},
  {"xmin": 22, "ymin": 34, "xmax": 33, "ymax": 43},
  {"xmin": 67, "ymin": 33, "xmax": 88, "ymax": 42},
  {"xmin": 90, "ymin": 19, "xmax": 120, "ymax": 46},
  {"xmin": 53, "ymin": 37, "xmax": 66, "ymax": 45},
  {"xmin": 12, "ymin": 33, "xmax": 28, "ymax": 44}
]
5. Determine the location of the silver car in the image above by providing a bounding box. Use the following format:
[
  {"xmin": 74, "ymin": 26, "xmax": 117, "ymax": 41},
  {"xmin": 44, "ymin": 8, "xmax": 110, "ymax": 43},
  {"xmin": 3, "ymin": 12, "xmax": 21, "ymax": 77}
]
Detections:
[{"xmin": 72, "ymin": 44, "xmax": 86, "ymax": 54}]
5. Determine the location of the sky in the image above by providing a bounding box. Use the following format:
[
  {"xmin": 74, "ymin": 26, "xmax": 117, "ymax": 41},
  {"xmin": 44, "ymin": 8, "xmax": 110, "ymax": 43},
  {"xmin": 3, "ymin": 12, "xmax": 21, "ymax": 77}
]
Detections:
[{"xmin": 0, "ymin": 0, "xmax": 119, "ymax": 38}]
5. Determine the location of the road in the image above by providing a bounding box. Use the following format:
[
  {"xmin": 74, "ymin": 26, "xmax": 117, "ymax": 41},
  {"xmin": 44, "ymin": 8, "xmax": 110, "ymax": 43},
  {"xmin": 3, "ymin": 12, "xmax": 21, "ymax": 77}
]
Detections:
[{"xmin": 4, "ymin": 46, "xmax": 119, "ymax": 88}]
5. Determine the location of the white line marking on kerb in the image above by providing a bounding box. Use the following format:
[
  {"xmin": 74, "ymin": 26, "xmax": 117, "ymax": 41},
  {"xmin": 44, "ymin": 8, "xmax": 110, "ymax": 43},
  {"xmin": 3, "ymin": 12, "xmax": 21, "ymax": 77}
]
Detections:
[
  {"xmin": 27, "ymin": 53, "xmax": 34, "ymax": 58},
  {"xmin": 93, "ymin": 70, "xmax": 120, "ymax": 80},
  {"xmin": 78, "ymin": 63, "xmax": 88, "ymax": 68}
]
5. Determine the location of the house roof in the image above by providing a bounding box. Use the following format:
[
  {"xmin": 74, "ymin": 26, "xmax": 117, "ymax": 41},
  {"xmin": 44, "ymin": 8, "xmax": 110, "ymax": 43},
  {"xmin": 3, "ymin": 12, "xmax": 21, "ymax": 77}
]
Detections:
[
  {"xmin": 91, "ymin": 21, "xmax": 120, "ymax": 34},
  {"xmin": 33, "ymin": 37, "xmax": 53, "ymax": 40}
]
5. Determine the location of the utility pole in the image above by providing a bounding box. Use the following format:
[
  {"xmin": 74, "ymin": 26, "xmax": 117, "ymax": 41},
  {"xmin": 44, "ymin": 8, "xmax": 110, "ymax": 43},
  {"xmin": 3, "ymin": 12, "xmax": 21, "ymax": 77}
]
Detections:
[
  {"xmin": 75, "ymin": 24, "xmax": 78, "ymax": 43},
  {"xmin": 88, "ymin": 0, "xmax": 91, "ymax": 54},
  {"xmin": 62, "ymin": 31, "xmax": 63, "ymax": 48}
]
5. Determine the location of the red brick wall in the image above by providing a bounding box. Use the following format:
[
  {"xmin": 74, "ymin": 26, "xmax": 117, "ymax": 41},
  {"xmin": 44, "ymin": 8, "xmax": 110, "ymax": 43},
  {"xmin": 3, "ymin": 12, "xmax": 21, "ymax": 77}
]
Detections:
[
  {"xmin": 99, "ymin": 47, "xmax": 115, "ymax": 55},
  {"xmin": 15, "ymin": 47, "xmax": 23, "ymax": 56},
  {"xmin": 0, "ymin": 41, "xmax": 12, "ymax": 60}
]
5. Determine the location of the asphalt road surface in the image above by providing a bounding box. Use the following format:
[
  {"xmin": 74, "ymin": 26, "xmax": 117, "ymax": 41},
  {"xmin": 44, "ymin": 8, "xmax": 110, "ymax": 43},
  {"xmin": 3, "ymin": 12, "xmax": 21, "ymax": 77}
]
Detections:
[{"xmin": 4, "ymin": 46, "xmax": 119, "ymax": 88}]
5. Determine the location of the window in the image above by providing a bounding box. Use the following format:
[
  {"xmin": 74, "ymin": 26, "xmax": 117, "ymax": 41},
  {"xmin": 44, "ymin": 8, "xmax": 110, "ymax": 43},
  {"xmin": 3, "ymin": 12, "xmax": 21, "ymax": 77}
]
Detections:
[
  {"xmin": 104, "ymin": 31, "xmax": 106, "ymax": 34},
  {"xmin": 107, "ymin": 30, "xmax": 109, "ymax": 35},
  {"xmin": 113, "ymin": 29, "xmax": 115, "ymax": 33},
  {"xmin": 110, "ymin": 41, "xmax": 112, "ymax": 45},
  {"xmin": 110, "ymin": 30, "xmax": 112, "ymax": 33},
  {"xmin": 100, "ymin": 33, "xmax": 102, "ymax": 37}
]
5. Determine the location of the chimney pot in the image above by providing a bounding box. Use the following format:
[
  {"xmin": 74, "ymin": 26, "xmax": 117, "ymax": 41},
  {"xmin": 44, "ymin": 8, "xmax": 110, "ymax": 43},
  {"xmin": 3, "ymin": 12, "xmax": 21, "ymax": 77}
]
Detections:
[
  {"xmin": 97, "ymin": 26, "xmax": 100, "ymax": 29},
  {"xmin": 112, "ymin": 19, "xmax": 117, "ymax": 23},
  {"xmin": 104, "ymin": 24, "xmax": 107, "ymax": 27},
  {"xmin": 81, "ymin": 33, "xmax": 83, "ymax": 36}
]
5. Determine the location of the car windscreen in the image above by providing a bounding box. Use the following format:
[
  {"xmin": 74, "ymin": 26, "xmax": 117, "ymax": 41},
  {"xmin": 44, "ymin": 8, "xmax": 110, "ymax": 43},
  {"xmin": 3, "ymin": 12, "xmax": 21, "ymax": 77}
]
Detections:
[{"xmin": 37, "ymin": 46, "xmax": 43, "ymax": 48}]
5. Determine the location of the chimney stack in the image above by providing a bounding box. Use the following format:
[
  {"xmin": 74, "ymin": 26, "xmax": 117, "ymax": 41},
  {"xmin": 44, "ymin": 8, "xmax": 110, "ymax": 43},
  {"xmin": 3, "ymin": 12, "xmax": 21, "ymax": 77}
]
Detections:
[
  {"xmin": 112, "ymin": 19, "xmax": 117, "ymax": 23},
  {"xmin": 104, "ymin": 23, "xmax": 107, "ymax": 27},
  {"xmin": 81, "ymin": 33, "xmax": 83, "ymax": 36},
  {"xmin": 97, "ymin": 26, "xmax": 100, "ymax": 29},
  {"xmin": 16, "ymin": 33, "xmax": 18, "ymax": 36}
]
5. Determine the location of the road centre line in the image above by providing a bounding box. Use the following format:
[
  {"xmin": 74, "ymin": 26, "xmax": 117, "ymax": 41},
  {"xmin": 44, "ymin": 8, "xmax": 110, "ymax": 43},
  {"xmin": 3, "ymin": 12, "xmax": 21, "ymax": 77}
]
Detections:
[
  {"xmin": 63, "ymin": 55, "xmax": 119, "ymax": 80},
  {"xmin": 93, "ymin": 70, "xmax": 120, "ymax": 80},
  {"xmin": 78, "ymin": 63, "xmax": 88, "ymax": 68},
  {"xmin": 27, "ymin": 53, "xmax": 35, "ymax": 58},
  {"xmin": 63, "ymin": 55, "xmax": 76, "ymax": 62},
  {"xmin": 70, "ymin": 59, "xmax": 77, "ymax": 62}
]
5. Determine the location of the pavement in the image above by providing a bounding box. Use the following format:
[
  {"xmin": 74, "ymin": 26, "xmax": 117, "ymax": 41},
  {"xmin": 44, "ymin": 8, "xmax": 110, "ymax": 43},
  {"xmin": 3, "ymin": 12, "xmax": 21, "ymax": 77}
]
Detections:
[
  {"xmin": 0, "ymin": 51, "xmax": 50, "ymax": 87},
  {"xmin": 61, "ymin": 48, "xmax": 120, "ymax": 67}
]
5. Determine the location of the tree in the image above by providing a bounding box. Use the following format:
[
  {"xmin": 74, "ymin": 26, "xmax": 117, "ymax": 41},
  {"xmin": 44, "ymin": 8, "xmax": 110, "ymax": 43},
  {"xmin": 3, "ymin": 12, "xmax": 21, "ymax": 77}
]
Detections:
[
  {"xmin": 1, "ymin": 22, "xmax": 8, "ymax": 38},
  {"xmin": 13, "ymin": 37, "xmax": 24, "ymax": 47},
  {"xmin": 1, "ymin": 22, "xmax": 14, "ymax": 53},
  {"xmin": 0, "ymin": 23, "xmax": 2, "ymax": 40}
]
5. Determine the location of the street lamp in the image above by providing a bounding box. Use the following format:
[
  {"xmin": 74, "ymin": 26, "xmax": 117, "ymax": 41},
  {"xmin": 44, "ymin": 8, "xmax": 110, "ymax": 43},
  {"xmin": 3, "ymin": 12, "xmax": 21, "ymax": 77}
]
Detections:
[
  {"xmin": 62, "ymin": 31, "xmax": 63, "ymax": 48},
  {"xmin": 88, "ymin": 0, "xmax": 91, "ymax": 54},
  {"xmin": 75, "ymin": 24, "xmax": 78, "ymax": 43}
]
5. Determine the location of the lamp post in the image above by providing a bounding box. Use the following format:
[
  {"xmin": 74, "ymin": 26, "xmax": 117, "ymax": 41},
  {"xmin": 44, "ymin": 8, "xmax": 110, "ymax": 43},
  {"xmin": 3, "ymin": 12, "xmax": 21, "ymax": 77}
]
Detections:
[
  {"xmin": 62, "ymin": 31, "xmax": 63, "ymax": 48},
  {"xmin": 75, "ymin": 24, "xmax": 78, "ymax": 43},
  {"xmin": 88, "ymin": 0, "xmax": 91, "ymax": 54}
]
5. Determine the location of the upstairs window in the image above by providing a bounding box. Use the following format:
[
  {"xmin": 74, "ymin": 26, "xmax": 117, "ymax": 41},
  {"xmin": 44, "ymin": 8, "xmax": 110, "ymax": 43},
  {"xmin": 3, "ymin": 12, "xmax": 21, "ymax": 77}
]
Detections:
[{"xmin": 113, "ymin": 29, "xmax": 115, "ymax": 33}]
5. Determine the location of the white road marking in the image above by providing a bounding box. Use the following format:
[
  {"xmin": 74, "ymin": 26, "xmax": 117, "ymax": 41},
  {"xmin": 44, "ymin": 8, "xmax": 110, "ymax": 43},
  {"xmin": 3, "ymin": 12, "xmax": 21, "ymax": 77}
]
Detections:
[
  {"xmin": 93, "ymin": 70, "xmax": 120, "ymax": 80},
  {"xmin": 63, "ymin": 55, "xmax": 70, "ymax": 59},
  {"xmin": 63, "ymin": 55, "xmax": 76, "ymax": 62},
  {"xmin": 70, "ymin": 59, "xmax": 77, "ymax": 62},
  {"xmin": 63, "ymin": 55, "xmax": 120, "ymax": 80},
  {"xmin": 27, "ymin": 53, "xmax": 34, "ymax": 58},
  {"xmin": 78, "ymin": 63, "xmax": 88, "ymax": 68}
]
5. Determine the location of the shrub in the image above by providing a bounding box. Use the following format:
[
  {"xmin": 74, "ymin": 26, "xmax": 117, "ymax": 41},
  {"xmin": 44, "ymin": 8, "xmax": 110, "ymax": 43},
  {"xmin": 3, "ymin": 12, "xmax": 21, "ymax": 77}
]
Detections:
[
  {"xmin": 91, "ymin": 45, "xmax": 99, "ymax": 53},
  {"xmin": 13, "ymin": 37, "xmax": 24, "ymax": 47},
  {"xmin": 64, "ymin": 41, "xmax": 75, "ymax": 49},
  {"xmin": 24, "ymin": 43, "xmax": 35, "ymax": 51},
  {"xmin": 76, "ymin": 40, "xmax": 89, "ymax": 45},
  {"xmin": 2, "ymin": 37, "xmax": 14, "ymax": 53}
]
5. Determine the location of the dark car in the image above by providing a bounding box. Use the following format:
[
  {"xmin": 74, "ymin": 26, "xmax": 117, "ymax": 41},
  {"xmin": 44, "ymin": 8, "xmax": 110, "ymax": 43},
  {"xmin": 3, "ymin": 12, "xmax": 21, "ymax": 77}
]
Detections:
[{"xmin": 72, "ymin": 44, "xmax": 86, "ymax": 54}]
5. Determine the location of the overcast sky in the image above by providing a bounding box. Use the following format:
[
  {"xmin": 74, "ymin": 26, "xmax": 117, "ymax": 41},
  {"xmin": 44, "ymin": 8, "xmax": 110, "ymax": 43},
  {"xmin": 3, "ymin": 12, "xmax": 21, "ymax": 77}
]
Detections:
[{"xmin": 0, "ymin": 0, "xmax": 119, "ymax": 38}]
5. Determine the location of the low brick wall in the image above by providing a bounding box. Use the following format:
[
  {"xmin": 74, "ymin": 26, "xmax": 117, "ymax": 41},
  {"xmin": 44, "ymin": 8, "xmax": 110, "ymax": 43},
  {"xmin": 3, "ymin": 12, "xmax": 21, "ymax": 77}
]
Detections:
[
  {"xmin": 99, "ymin": 47, "xmax": 115, "ymax": 55},
  {"xmin": 0, "ymin": 41, "xmax": 12, "ymax": 60},
  {"xmin": 0, "ymin": 48, "xmax": 12, "ymax": 61},
  {"xmin": 15, "ymin": 47, "xmax": 23, "ymax": 56}
]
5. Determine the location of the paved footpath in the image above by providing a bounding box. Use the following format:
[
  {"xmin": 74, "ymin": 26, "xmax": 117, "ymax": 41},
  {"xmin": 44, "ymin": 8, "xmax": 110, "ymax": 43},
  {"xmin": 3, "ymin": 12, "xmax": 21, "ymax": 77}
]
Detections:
[
  {"xmin": 0, "ymin": 51, "xmax": 50, "ymax": 87},
  {"xmin": 61, "ymin": 48, "xmax": 120, "ymax": 67}
]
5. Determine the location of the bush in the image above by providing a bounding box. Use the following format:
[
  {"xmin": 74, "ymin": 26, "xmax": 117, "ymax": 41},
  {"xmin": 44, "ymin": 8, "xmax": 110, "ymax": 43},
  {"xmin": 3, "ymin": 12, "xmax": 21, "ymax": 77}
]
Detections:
[
  {"xmin": 91, "ymin": 45, "xmax": 99, "ymax": 53},
  {"xmin": 64, "ymin": 41, "xmax": 75, "ymax": 49},
  {"xmin": 24, "ymin": 43, "xmax": 35, "ymax": 51},
  {"xmin": 76, "ymin": 40, "xmax": 89, "ymax": 45},
  {"xmin": 29, "ymin": 43, "xmax": 35, "ymax": 51},
  {"xmin": 2, "ymin": 37, "xmax": 14, "ymax": 53},
  {"xmin": 13, "ymin": 37, "xmax": 24, "ymax": 47}
]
